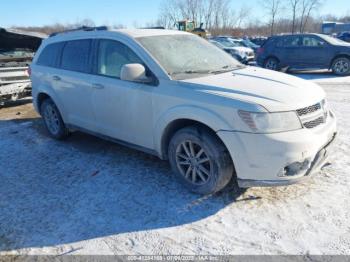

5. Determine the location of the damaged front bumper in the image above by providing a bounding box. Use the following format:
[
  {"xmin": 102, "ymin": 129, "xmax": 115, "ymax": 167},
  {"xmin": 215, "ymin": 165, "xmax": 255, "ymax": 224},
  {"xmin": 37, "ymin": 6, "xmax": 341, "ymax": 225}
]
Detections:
[{"xmin": 237, "ymin": 132, "xmax": 337, "ymax": 188}]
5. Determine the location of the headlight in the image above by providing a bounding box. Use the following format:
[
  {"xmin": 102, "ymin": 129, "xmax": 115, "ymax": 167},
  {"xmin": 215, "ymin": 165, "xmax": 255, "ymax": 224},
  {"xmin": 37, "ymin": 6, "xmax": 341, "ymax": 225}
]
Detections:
[
  {"xmin": 238, "ymin": 110, "xmax": 302, "ymax": 133},
  {"xmin": 230, "ymin": 50, "xmax": 246, "ymax": 58},
  {"xmin": 322, "ymin": 99, "xmax": 329, "ymax": 120}
]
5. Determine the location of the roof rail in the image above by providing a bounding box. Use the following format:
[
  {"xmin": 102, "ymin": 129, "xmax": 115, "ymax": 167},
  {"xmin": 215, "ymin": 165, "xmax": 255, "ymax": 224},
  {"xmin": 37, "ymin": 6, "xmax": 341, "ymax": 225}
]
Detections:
[{"xmin": 49, "ymin": 26, "xmax": 108, "ymax": 37}]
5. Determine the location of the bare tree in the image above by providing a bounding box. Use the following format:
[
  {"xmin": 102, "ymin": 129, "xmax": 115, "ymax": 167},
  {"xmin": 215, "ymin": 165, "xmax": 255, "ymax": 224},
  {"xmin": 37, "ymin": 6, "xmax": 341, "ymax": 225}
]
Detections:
[
  {"xmin": 260, "ymin": 0, "xmax": 284, "ymax": 36},
  {"xmin": 289, "ymin": 0, "xmax": 301, "ymax": 33},
  {"xmin": 158, "ymin": 0, "xmax": 183, "ymax": 28},
  {"xmin": 229, "ymin": 6, "xmax": 251, "ymax": 28},
  {"xmin": 158, "ymin": 0, "xmax": 234, "ymax": 30},
  {"xmin": 299, "ymin": 0, "xmax": 322, "ymax": 33}
]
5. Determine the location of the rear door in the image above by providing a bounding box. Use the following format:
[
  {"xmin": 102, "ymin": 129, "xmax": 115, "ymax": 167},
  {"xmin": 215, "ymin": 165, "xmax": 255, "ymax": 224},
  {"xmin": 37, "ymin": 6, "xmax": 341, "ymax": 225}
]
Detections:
[
  {"xmin": 54, "ymin": 39, "xmax": 97, "ymax": 131},
  {"xmin": 299, "ymin": 35, "xmax": 331, "ymax": 68},
  {"xmin": 275, "ymin": 36, "xmax": 301, "ymax": 68}
]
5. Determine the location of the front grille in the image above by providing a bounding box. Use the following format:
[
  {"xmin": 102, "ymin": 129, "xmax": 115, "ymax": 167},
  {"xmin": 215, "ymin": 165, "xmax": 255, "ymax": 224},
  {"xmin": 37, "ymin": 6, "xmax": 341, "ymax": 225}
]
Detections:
[
  {"xmin": 297, "ymin": 101, "xmax": 326, "ymax": 129},
  {"xmin": 296, "ymin": 103, "xmax": 321, "ymax": 116},
  {"xmin": 303, "ymin": 116, "xmax": 325, "ymax": 129}
]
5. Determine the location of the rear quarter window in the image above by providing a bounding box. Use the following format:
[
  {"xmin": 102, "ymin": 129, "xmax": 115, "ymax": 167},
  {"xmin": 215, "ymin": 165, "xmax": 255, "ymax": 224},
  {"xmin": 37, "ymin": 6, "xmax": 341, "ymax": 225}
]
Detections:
[
  {"xmin": 36, "ymin": 42, "xmax": 63, "ymax": 67},
  {"xmin": 61, "ymin": 39, "xmax": 92, "ymax": 73}
]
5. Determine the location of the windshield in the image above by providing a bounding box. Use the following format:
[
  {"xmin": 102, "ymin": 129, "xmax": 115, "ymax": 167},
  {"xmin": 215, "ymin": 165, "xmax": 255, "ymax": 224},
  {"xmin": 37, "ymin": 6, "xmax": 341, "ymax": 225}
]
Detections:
[
  {"xmin": 137, "ymin": 34, "xmax": 242, "ymax": 80},
  {"xmin": 215, "ymin": 38, "xmax": 240, "ymax": 48},
  {"xmin": 243, "ymin": 39, "xmax": 259, "ymax": 48},
  {"xmin": 319, "ymin": 34, "xmax": 350, "ymax": 45},
  {"xmin": 231, "ymin": 40, "xmax": 245, "ymax": 47}
]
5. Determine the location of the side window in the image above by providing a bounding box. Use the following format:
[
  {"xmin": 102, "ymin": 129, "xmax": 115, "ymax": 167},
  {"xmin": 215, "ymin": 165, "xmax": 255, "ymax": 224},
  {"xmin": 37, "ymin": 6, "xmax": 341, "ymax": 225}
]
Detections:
[
  {"xmin": 36, "ymin": 42, "xmax": 63, "ymax": 67},
  {"xmin": 61, "ymin": 40, "xmax": 91, "ymax": 73},
  {"xmin": 97, "ymin": 39, "xmax": 143, "ymax": 78},
  {"xmin": 278, "ymin": 36, "xmax": 300, "ymax": 47},
  {"xmin": 302, "ymin": 36, "xmax": 326, "ymax": 47}
]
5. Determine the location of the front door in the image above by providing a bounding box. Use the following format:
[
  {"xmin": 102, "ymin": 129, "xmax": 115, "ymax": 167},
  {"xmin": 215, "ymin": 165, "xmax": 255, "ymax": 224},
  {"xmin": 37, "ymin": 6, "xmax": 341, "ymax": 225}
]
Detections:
[
  {"xmin": 300, "ymin": 35, "xmax": 331, "ymax": 68},
  {"xmin": 91, "ymin": 39, "xmax": 155, "ymax": 149}
]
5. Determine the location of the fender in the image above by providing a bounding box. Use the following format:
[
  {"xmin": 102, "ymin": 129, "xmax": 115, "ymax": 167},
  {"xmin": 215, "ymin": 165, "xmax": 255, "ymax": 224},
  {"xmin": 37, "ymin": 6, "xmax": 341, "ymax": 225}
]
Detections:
[
  {"xmin": 33, "ymin": 82, "xmax": 68, "ymax": 123},
  {"xmin": 153, "ymin": 105, "xmax": 233, "ymax": 157},
  {"xmin": 329, "ymin": 53, "xmax": 350, "ymax": 69}
]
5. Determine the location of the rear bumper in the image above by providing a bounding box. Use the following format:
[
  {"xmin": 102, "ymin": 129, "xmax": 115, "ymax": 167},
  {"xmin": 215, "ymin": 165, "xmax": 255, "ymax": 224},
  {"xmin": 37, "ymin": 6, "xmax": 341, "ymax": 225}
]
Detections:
[{"xmin": 217, "ymin": 111, "xmax": 337, "ymax": 188}]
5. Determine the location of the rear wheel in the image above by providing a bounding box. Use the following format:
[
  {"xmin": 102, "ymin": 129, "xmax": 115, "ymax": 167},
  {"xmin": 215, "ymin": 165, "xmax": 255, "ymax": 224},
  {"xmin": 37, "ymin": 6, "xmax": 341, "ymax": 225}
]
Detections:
[
  {"xmin": 168, "ymin": 126, "xmax": 234, "ymax": 195},
  {"xmin": 264, "ymin": 57, "xmax": 279, "ymax": 71},
  {"xmin": 332, "ymin": 57, "xmax": 350, "ymax": 76},
  {"xmin": 40, "ymin": 98, "xmax": 69, "ymax": 139}
]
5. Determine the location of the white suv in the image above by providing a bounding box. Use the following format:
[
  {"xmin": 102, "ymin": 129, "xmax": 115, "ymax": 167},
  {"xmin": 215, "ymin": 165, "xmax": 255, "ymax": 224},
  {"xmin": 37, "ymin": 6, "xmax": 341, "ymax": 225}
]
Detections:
[{"xmin": 31, "ymin": 27, "xmax": 337, "ymax": 194}]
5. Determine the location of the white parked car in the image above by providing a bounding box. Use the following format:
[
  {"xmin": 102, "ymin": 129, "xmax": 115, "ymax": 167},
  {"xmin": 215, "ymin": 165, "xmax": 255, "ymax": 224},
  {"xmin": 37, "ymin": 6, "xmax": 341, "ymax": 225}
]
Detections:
[
  {"xmin": 31, "ymin": 27, "xmax": 337, "ymax": 194},
  {"xmin": 212, "ymin": 36, "xmax": 255, "ymax": 63}
]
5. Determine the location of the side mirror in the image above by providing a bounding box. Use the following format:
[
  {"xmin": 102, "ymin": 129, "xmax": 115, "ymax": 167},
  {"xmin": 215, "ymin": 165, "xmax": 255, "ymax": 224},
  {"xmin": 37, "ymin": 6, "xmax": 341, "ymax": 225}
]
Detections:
[{"xmin": 120, "ymin": 63, "xmax": 152, "ymax": 83}]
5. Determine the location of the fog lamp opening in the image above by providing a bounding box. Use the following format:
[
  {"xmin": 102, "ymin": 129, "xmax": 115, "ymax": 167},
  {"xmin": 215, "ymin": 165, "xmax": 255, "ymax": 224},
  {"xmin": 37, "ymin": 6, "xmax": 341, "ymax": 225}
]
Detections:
[{"xmin": 279, "ymin": 159, "xmax": 311, "ymax": 177}]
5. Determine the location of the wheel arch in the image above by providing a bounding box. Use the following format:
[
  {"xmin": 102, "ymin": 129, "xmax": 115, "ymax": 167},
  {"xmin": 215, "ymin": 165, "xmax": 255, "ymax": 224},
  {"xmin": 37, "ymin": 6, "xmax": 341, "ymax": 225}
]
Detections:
[
  {"xmin": 155, "ymin": 107, "xmax": 233, "ymax": 160},
  {"xmin": 34, "ymin": 90, "xmax": 67, "ymax": 123},
  {"xmin": 329, "ymin": 54, "xmax": 350, "ymax": 69},
  {"xmin": 264, "ymin": 55, "xmax": 280, "ymax": 64}
]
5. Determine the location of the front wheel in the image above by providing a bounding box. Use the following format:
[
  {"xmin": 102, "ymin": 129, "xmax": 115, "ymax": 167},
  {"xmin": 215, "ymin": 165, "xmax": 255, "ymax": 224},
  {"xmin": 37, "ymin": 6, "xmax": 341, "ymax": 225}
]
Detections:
[
  {"xmin": 332, "ymin": 57, "xmax": 350, "ymax": 76},
  {"xmin": 168, "ymin": 126, "xmax": 234, "ymax": 195}
]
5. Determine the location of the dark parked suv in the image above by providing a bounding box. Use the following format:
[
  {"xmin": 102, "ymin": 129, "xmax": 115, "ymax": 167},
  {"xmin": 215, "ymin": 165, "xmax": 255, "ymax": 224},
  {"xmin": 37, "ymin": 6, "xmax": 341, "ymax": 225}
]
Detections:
[
  {"xmin": 257, "ymin": 34, "xmax": 350, "ymax": 75},
  {"xmin": 338, "ymin": 32, "xmax": 350, "ymax": 43}
]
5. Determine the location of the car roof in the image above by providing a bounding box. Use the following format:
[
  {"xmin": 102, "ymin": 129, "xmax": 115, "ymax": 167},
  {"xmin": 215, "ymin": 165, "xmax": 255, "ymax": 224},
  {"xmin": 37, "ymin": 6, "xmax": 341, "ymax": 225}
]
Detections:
[
  {"xmin": 48, "ymin": 28, "xmax": 189, "ymax": 41},
  {"xmin": 274, "ymin": 33, "xmax": 325, "ymax": 38}
]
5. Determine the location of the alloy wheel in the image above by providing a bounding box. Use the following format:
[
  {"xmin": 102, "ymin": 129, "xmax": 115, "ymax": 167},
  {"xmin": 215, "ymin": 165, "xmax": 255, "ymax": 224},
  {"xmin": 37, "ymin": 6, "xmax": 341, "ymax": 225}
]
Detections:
[
  {"xmin": 265, "ymin": 59, "xmax": 278, "ymax": 70},
  {"xmin": 334, "ymin": 58, "xmax": 350, "ymax": 75},
  {"xmin": 175, "ymin": 140, "xmax": 212, "ymax": 185},
  {"xmin": 43, "ymin": 104, "xmax": 60, "ymax": 135}
]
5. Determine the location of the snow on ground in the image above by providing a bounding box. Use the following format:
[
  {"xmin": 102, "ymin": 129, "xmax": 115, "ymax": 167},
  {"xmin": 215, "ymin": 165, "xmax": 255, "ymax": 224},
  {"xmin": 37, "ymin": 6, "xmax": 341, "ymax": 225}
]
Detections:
[{"xmin": 0, "ymin": 72, "xmax": 350, "ymax": 255}]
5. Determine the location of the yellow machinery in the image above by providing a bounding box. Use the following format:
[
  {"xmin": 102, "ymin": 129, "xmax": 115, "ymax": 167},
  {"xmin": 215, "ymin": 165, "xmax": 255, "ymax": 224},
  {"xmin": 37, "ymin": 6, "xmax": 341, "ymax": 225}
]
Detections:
[{"xmin": 176, "ymin": 20, "xmax": 208, "ymax": 38}]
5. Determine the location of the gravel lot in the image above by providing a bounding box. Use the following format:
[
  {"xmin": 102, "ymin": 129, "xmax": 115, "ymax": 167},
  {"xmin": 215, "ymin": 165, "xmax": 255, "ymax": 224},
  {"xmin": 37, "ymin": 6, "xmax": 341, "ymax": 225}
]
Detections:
[{"xmin": 0, "ymin": 72, "xmax": 349, "ymax": 255}]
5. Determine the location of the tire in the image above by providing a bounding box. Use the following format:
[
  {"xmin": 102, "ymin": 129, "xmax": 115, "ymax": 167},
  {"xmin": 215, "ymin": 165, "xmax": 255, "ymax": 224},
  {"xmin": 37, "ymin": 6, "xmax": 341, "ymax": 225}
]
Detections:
[
  {"xmin": 332, "ymin": 57, "xmax": 350, "ymax": 76},
  {"xmin": 40, "ymin": 98, "xmax": 69, "ymax": 140},
  {"xmin": 168, "ymin": 126, "xmax": 234, "ymax": 195},
  {"xmin": 263, "ymin": 57, "xmax": 280, "ymax": 71}
]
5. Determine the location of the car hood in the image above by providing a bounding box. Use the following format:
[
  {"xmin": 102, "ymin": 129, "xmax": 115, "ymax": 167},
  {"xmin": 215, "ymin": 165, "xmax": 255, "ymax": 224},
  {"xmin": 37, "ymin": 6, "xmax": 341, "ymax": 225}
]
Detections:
[
  {"xmin": 232, "ymin": 46, "xmax": 253, "ymax": 53},
  {"xmin": 180, "ymin": 66, "xmax": 325, "ymax": 112}
]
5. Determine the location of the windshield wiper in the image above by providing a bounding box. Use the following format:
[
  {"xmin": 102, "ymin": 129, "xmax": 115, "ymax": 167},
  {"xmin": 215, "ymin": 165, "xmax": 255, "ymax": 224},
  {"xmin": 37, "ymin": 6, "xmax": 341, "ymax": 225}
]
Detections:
[
  {"xmin": 170, "ymin": 69, "xmax": 212, "ymax": 76},
  {"xmin": 210, "ymin": 65, "xmax": 245, "ymax": 74},
  {"xmin": 170, "ymin": 65, "xmax": 245, "ymax": 76}
]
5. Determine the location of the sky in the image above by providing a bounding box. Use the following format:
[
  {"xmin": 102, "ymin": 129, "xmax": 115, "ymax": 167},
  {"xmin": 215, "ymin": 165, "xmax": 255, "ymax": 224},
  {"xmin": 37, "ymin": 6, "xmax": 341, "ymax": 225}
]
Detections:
[{"xmin": 1, "ymin": 0, "xmax": 349, "ymax": 28}]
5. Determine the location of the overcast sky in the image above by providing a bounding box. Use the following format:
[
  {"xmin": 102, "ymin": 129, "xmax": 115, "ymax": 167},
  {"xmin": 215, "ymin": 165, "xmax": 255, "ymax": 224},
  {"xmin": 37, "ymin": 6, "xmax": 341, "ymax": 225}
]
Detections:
[{"xmin": 1, "ymin": 0, "xmax": 349, "ymax": 28}]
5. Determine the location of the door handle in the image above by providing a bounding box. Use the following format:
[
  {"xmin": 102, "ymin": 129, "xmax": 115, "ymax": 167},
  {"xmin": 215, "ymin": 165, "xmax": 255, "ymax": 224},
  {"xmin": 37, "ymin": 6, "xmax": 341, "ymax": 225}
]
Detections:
[
  {"xmin": 52, "ymin": 75, "xmax": 61, "ymax": 81},
  {"xmin": 92, "ymin": 83, "xmax": 105, "ymax": 89}
]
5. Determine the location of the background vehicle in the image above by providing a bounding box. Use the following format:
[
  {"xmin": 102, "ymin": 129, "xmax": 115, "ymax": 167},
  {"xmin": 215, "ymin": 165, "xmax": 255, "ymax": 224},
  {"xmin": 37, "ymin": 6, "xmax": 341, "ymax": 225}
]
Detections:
[
  {"xmin": 249, "ymin": 36, "xmax": 268, "ymax": 47},
  {"xmin": 211, "ymin": 37, "xmax": 255, "ymax": 64},
  {"xmin": 176, "ymin": 20, "xmax": 208, "ymax": 38},
  {"xmin": 230, "ymin": 38, "xmax": 259, "ymax": 53},
  {"xmin": 337, "ymin": 31, "xmax": 350, "ymax": 43},
  {"xmin": 0, "ymin": 28, "xmax": 45, "ymax": 104},
  {"xmin": 257, "ymin": 33, "xmax": 350, "ymax": 76},
  {"xmin": 209, "ymin": 40, "xmax": 247, "ymax": 63}
]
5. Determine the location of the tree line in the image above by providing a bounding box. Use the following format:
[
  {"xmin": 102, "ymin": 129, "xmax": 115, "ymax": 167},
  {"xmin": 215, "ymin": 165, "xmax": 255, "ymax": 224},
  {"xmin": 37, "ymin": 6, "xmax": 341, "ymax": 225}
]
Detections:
[{"xmin": 155, "ymin": 0, "xmax": 349, "ymax": 36}]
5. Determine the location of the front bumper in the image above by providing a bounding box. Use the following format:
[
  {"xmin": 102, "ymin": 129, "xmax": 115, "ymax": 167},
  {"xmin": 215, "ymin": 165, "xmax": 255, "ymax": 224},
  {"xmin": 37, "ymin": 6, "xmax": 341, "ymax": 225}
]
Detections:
[{"xmin": 217, "ymin": 112, "xmax": 337, "ymax": 188}]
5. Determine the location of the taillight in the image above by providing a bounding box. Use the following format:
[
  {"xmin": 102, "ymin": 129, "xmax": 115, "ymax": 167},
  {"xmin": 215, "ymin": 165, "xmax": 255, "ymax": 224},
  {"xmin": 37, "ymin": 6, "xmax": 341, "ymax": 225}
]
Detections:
[
  {"xmin": 257, "ymin": 47, "xmax": 264, "ymax": 55},
  {"xmin": 26, "ymin": 67, "xmax": 31, "ymax": 77}
]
